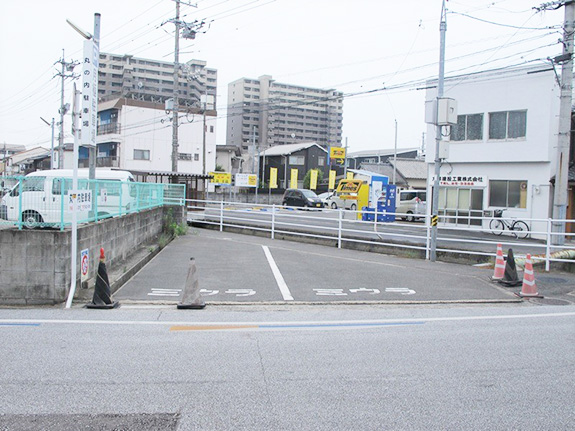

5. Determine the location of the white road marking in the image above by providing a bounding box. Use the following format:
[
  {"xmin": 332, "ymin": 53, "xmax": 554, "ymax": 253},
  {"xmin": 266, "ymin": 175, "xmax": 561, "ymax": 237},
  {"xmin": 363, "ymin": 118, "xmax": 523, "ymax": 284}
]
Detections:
[
  {"xmin": 147, "ymin": 288, "xmax": 182, "ymax": 297},
  {"xmin": 262, "ymin": 245, "xmax": 294, "ymax": 301}
]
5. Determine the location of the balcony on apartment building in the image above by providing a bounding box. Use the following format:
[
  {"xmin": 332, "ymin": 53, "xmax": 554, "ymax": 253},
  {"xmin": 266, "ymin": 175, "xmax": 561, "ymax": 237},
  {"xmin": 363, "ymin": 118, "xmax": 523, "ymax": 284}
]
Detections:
[
  {"xmin": 78, "ymin": 156, "xmax": 120, "ymax": 169},
  {"xmin": 98, "ymin": 122, "xmax": 121, "ymax": 135}
]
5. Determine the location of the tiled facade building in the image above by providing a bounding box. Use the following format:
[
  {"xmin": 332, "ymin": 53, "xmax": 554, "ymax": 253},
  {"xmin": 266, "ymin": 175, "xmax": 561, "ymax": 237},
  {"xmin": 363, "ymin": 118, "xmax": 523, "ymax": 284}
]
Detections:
[{"xmin": 226, "ymin": 75, "xmax": 343, "ymax": 151}]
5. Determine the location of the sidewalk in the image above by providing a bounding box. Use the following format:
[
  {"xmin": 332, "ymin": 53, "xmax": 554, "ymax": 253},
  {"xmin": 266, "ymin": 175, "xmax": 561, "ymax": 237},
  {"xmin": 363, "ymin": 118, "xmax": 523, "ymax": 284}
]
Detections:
[{"xmin": 113, "ymin": 228, "xmax": 575, "ymax": 306}]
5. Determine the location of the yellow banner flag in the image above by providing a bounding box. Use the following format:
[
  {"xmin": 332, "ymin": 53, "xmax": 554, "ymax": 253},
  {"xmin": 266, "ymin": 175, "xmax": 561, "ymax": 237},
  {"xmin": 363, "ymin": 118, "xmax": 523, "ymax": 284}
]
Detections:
[
  {"xmin": 310, "ymin": 170, "xmax": 318, "ymax": 190},
  {"xmin": 290, "ymin": 168, "xmax": 298, "ymax": 189},
  {"xmin": 269, "ymin": 167, "xmax": 278, "ymax": 189},
  {"xmin": 346, "ymin": 171, "xmax": 354, "ymax": 180},
  {"xmin": 328, "ymin": 170, "xmax": 336, "ymax": 190}
]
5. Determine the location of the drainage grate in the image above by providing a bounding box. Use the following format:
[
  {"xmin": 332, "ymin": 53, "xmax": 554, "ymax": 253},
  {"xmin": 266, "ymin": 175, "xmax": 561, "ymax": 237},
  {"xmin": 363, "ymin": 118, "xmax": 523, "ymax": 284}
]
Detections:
[{"xmin": 0, "ymin": 413, "xmax": 180, "ymax": 431}]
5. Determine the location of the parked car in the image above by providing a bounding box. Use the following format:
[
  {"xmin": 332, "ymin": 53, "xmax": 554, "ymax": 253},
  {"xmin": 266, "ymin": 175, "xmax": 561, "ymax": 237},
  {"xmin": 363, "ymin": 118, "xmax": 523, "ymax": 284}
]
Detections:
[
  {"xmin": 317, "ymin": 192, "xmax": 334, "ymax": 207},
  {"xmin": 325, "ymin": 190, "xmax": 358, "ymax": 211},
  {"xmin": 282, "ymin": 189, "xmax": 323, "ymax": 209},
  {"xmin": 396, "ymin": 190, "xmax": 426, "ymax": 221}
]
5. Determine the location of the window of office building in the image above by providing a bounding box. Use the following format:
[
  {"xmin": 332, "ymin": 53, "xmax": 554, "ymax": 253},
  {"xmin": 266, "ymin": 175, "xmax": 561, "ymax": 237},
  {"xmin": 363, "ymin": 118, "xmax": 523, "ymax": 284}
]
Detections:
[
  {"xmin": 489, "ymin": 180, "xmax": 527, "ymax": 208},
  {"xmin": 451, "ymin": 114, "xmax": 483, "ymax": 141},
  {"xmin": 134, "ymin": 149, "xmax": 150, "ymax": 160},
  {"xmin": 489, "ymin": 110, "xmax": 527, "ymax": 140}
]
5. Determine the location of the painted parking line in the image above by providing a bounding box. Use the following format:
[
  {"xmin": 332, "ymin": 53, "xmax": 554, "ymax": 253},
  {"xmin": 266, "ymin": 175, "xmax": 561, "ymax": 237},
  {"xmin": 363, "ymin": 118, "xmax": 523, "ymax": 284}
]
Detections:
[
  {"xmin": 147, "ymin": 288, "xmax": 182, "ymax": 297},
  {"xmin": 262, "ymin": 245, "xmax": 294, "ymax": 301}
]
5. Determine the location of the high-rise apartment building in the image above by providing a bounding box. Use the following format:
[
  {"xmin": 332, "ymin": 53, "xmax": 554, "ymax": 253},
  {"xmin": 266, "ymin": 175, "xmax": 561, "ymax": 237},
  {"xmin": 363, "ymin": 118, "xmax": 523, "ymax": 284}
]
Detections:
[
  {"xmin": 98, "ymin": 53, "xmax": 217, "ymax": 109},
  {"xmin": 226, "ymin": 75, "xmax": 343, "ymax": 151}
]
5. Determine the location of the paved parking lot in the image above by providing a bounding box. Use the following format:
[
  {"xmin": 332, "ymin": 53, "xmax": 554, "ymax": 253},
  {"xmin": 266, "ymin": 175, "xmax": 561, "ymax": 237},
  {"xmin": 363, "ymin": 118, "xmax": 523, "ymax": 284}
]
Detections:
[{"xmin": 114, "ymin": 228, "xmax": 533, "ymax": 305}]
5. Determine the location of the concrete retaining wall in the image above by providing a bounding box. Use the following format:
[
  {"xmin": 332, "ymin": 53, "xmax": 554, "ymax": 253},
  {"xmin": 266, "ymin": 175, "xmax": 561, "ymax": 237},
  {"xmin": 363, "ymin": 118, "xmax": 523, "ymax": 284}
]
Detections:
[{"xmin": 0, "ymin": 206, "xmax": 185, "ymax": 305}]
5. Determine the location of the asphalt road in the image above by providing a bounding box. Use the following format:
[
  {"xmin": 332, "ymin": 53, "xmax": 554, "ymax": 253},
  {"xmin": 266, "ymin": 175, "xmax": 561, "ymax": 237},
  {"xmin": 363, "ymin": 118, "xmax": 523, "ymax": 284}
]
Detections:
[
  {"xmin": 114, "ymin": 228, "xmax": 529, "ymax": 305},
  {"xmin": 0, "ymin": 305, "xmax": 574, "ymax": 430}
]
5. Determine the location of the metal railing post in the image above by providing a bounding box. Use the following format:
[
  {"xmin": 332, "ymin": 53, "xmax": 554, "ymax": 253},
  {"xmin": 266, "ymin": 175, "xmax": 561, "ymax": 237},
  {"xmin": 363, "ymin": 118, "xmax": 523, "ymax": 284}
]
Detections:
[
  {"xmin": 546, "ymin": 218, "xmax": 552, "ymax": 272},
  {"xmin": 338, "ymin": 209, "xmax": 343, "ymax": 249},
  {"xmin": 219, "ymin": 200, "xmax": 224, "ymax": 232},
  {"xmin": 60, "ymin": 177, "xmax": 65, "ymax": 231},
  {"xmin": 94, "ymin": 181, "xmax": 99, "ymax": 222},
  {"xmin": 425, "ymin": 213, "xmax": 431, "ymax": 260},
  {"xmin": 17, "ymin": 178, "xmax": 23, "ymax": 230},
  {"xmin": 271, "ymin": 204, "xmax": 276, "ymax": 239}
]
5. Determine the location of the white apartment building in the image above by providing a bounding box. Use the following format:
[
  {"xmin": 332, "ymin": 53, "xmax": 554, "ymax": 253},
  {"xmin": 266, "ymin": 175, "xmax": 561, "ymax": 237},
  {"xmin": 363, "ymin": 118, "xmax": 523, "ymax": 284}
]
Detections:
[
  {"xmin": 226, "ymin": 75, "xmax": 343, "ymax": 151},
  {"xmin": 425, "ymin": 65, "xmax": 561, "ymax": 236},
  {"xmin": 94, "ymin": 98, "xmax": 216, "ymax": 175},
  {"xmin": 98, "ymin": 53, "xmax": 217, "ymax": 110}
]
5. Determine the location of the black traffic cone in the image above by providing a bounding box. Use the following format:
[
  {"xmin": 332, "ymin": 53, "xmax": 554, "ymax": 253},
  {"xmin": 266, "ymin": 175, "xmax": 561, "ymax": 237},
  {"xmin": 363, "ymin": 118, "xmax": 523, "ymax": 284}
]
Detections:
[
  {"xmin": 87, "ymin": 248, "xmax": 119, "ymax": 309},
  {"xmin": 177, "ymin": 258, "xmax": 206, "ymax": 309},
  {"xmin": 498, "ymin": 248, "xmax": 522, "ymax": 287}
]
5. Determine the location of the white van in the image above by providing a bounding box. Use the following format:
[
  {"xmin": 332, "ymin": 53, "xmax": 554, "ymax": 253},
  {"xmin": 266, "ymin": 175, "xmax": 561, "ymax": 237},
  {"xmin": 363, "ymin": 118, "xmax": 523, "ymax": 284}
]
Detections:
[
  {"xmin": 396, "ymin": 190, "xmax": 426, "ymax": 221},
  {"xmin": 0, "ymin": 169, "xmax": 135, "ymax": 227}
]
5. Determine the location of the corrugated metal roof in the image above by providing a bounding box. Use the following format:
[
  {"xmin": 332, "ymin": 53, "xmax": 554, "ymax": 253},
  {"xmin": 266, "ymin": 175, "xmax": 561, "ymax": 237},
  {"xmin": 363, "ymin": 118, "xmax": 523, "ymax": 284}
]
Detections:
[
  {"xmin": 348, "ymin": 148, "xmax": 419, "ymax": 158},
  {"xmin": 388, "ymin": 158, "xmax": 427, "ymax": 180}
]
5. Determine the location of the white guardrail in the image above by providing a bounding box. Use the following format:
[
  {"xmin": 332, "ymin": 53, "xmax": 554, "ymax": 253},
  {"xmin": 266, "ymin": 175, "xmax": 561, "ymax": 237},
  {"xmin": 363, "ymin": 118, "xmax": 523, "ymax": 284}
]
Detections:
[{"xmin": 186, "ymin": 199, "xmax": 575, "ymax": 272}]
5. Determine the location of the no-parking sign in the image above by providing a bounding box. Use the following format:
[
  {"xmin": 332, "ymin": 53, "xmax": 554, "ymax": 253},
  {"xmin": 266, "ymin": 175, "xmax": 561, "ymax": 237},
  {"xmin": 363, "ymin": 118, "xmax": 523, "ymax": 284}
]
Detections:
[{"xmin": 81, "ymin": 249, "xmax": 89, "ymax": 282}]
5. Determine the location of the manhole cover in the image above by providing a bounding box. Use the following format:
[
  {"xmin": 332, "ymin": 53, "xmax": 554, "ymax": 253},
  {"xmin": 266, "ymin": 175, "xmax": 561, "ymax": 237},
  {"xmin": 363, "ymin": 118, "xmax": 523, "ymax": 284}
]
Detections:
[
  {"xmin": 529, "ymin": 298, "xmax": 572, "ymax": 306},
  {"xmin": 536, "ymin": 276, "xmax": 569, "ymax": 284}
]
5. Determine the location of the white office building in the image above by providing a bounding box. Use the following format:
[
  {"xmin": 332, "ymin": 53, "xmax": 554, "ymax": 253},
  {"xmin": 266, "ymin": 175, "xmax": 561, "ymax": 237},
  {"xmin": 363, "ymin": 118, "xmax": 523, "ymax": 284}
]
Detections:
[{"xmin": 425, "ymin": 65, "xmax": 561, "ymax": 237}]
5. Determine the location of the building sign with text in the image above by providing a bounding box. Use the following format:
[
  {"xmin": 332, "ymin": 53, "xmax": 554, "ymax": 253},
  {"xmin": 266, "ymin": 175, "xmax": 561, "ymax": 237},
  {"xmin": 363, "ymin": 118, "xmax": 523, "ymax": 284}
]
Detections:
[{"xmin": 434, "ymin": 175, "xmax": 487, "ymax": 187}]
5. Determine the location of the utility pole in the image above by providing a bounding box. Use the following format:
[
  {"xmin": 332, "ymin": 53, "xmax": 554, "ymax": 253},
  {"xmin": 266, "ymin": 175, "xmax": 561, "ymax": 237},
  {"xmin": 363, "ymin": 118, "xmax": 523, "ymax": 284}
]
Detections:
[
  {"xmin": 165, "ymin": 1, "xmax": 202, "ymax": 176},
  {"xmin": 393, "ymin": 120, "xmax": 398, "ymax": 185},
  {"xmin": 430, "ymin": 0, "xmax": 447, "ymax": 262},
  {"xmin": 55, "ymin": 50, "xmax": 78, "ymax": 169},
  {"xmin": 538, "ymin": 0, "xmax": 575, "ymax": 245},
  {"xmin": 171, "ymin": 0, "xmax": 181, "ymax": 174}
]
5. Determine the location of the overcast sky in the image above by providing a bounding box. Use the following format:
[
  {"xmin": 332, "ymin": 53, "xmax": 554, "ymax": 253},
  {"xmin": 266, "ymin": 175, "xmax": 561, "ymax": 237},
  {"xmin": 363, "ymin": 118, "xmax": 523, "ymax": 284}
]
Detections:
[{"xmin": 0, "ymin": 0, "xmax": 565, "ymax": 153}]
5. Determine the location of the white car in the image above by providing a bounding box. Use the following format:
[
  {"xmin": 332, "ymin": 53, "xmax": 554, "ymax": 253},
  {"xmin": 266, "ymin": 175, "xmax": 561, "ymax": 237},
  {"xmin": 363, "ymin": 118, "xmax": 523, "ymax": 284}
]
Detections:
[
  {"xmin": 317, "ymin": 192, "xmax": 334, "ymax": 207},
  {"xmin": 324, "ymin": 191, "xmax": 358, "ymax": 211}
]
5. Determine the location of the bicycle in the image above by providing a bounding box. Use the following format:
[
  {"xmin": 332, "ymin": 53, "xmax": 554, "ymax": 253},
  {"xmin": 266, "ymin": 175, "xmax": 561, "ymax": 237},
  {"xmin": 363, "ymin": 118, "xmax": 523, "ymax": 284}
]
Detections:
[{"xmin": 489, "ymin": 209, "xmax": 530, "ymax": 239}]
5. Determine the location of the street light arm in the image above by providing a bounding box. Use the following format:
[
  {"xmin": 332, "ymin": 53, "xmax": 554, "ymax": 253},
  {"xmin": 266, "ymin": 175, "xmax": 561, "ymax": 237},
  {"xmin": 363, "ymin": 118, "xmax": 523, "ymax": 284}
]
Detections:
[{"xmin": 66, "ymin": 19, "xmax": 93, "ymax": 40}]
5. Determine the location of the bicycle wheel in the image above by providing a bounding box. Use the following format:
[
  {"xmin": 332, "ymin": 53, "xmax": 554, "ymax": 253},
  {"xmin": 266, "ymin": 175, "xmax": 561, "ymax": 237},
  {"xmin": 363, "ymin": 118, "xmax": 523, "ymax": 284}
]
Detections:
[
  {"xmin": 490, "ymin": 218, "xmax": 505, "ymax": 236},
  {"xmin": 511, "ymin": 220, "xmax": 530, "ymax": 239}
]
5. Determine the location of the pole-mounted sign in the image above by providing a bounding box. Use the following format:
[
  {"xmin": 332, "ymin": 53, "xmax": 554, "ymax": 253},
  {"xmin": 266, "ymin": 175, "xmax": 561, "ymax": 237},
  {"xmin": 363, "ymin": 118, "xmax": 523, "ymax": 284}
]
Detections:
[{"xmin": 81, "ymin": 39, "xmax": 99, "ymax": 148}]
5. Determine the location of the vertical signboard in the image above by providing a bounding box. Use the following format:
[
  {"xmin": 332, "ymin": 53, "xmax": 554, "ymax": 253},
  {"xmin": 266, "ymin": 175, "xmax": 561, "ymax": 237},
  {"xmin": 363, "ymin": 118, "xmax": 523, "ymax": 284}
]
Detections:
[
  {"xmin": 290, "ymin": 168, "xmax": 298, "ymax": 189},
  {"xmin": 269, "ymin": 167, "xmax": 278, "ymax": 189},
  {"xmin": 346, "ymin": 172, "xmax": 354, "ymax": 180},
  {"xmin": 329, "ymin": 147, "xmax": 345, "ymax": 166},
  {"xmin": 329, "ymin": 170, "xmax": 336, "ymax": 190},
  {"xmin": 81, "ymin": 39, "xmax": 99, "ymax": 147},
  {"xmin": 310, "ymin": 170, "xmax": 318, "ymax": 190}
]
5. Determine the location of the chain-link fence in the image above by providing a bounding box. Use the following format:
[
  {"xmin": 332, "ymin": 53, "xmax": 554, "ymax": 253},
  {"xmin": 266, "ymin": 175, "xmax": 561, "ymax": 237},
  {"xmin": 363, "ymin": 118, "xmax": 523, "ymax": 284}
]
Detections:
[{"xmin": 0, "ymin": 175, "xmax": 185, "ymax": 230}]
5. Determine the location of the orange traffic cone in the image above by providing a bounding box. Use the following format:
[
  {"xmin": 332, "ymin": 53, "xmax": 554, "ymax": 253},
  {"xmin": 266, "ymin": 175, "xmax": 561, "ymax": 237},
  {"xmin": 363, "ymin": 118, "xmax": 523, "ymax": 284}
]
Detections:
[
  {"xmin": 516, "ymin": 254, "xmax": 543, "ymax": 298},
  {"xmin": 491, "ymin": 243, "xmax": 505, "ymax": 281}
]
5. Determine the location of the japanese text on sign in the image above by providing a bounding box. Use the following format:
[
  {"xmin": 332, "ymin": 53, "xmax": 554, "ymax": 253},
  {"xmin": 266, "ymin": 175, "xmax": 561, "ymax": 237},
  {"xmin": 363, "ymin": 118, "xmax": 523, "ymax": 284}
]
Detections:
[
  {"xmin": 67, "ymin": 190, "xmax": 92, "ymax": 211},
  {"xmin": 81, "ymin": 39, "xmax": 99, "ymax": 148}
]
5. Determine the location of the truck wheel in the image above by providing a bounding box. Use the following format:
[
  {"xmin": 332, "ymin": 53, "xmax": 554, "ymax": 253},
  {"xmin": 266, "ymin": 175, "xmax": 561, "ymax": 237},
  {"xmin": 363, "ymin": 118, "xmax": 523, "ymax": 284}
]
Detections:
[
  {"xmin": 331, "ymin": 202, "xmax": 337, "ymax": 209},
  {"xmin": 406, "ymin": 211, "xmax": 414, "ymax": 222},
  {"xmin": 350, "ymin": 203, "xmax": 357, "ymax": 211}
]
